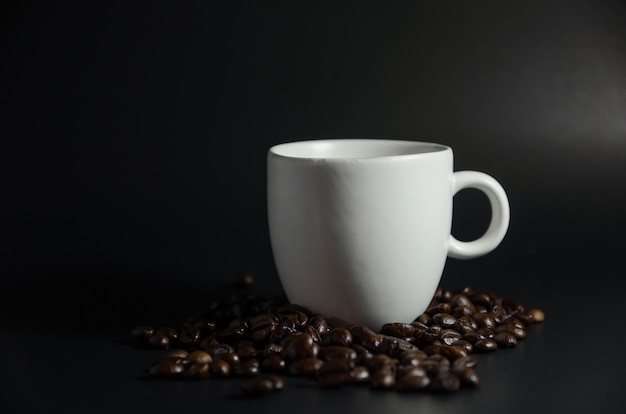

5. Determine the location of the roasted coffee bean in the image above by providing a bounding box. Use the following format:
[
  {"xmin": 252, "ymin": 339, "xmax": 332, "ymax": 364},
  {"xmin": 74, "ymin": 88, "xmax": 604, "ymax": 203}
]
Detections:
[
  {"xmin": 149, "ymin": 359, "xmax": 185, "ymax": 377},
  {"xmin": 495, "ymin": 324, "xmax": 527, "ymax": 339},
  {"xmin": 398, "ymin": 365, "xmax": 428, "ymax": 378},
  {"xmin": 237, "ymin": 340, "xmax": 258, "ymax": 359},
  {"xmin": 527, "ymin": 308, "xmax": 545, "ymax": 323},
  {"xmin": 278, "ymin": 314, "xmax": 300, "ymax": 331},
  {"xmin": 379, "ymin": 335, "xmax": 418, "ymax": 356},
  {"xmin": 472, "ymin": 313, "xmax": 496, "ymax": 330},
  {"xmin": 349, "ymin": 326, "xmax": 382, "ymax": 352},
  {"xmin": 191, "ymin": 319, "xmax": 218, "ymax": 336},
  {"xmin": 309, "ymin": 315, "xmax": 331, "ymax": 336},
  {"xmin": 148, "ymin": 334, "xmax": 170, "ymax": 349},
  {"xmin": 369, "ymin": 370, "xmax": 396, "ymax": 389},
  {"xmin": 426, "ymin": 303, "xmax": 451, "ymax": 316},
  {"xmin": 351, "ymin": 344, "xmax": 374, "ymax": 365},
  {"xmin": 211, "ymin": 359, "xmax": 231, "ymax": 377},
  {"xmin": 452, "ymin": 356, "xmax": 478, "ymax": 372},
  {"xmin": 502, "ymin": 317, "xmax": 525, "ymax": 330},
  {"xmin": 439, "ymin": 329, "xmax": 463, "ymax": 346},
  {"xmin": 422, "ymin": 356, "xmax": 450, "ymax": 377},
  {"xmin": 441, "ymin": 345, "xmax": 468, "ymax": 360},
  {"xmin": 493, "ymin": 331, "xmax": 518, "ymax": 347},
  {"xmin": 131, "ymin": 325, "xmax": 154, "ymax": 343},
  {"xmin": 180, "ymin": 327, "xmax": 202, "ymax": 345},
  {"xmin": 319, "ymin": 345, "xmax": 357, "ymax": 361},
  {"xmin": 399, "ymin": 349, "xmax": 428, "ymax": 366},
  {"xmin": 416, "ymin": 313, "xmax": 431, "ymax": 325},
  {"xmin": 454, "ymin": 316, "xmax": 478, "ymax": 333},
  {"xmin": 241, "ymin": 377, "xmax": 274, "ymax": 397},
  {"xmin": 263, "ymin": 343, "xmax": 284, "ymax": 357},
  {"xmin": 165, "ymin": 349, "xmax": 188, "ymax": 359},
  {"xmin": 380, "ymin": 323, "xmax": 416, "ymax": 338},
  {"xmin": 250, "ymin": 313, "xmax": 278, "ymax": 331},
  {"xmin": 502, "ymin": 298, "xmax": 525, "ymax": 313},
  {"xmin": 452, "ymin": 306, "xmax": 474, "ymax": 318},
  {"xmin": 397, "ymin": 374, "xmax": 430, "ymax": 391},
  {"xmin": 317, "ymin": 371, "xmax": 356, "ymax": 388},
  {"xmin": 410, "ymin": 321, "xmax": 429, "ymax": 333},
  {"xmin": 155, "ymin": 326, "xmax": 178, "ymax": 341},
  {"xmin": 184, "ymin": 363, "xmax": 210, "ymax": 379},
  {"xmin": 317, "ymin": 359, "xmax": 355, "ymax": 376},
  {"xmin": 462, "ymin": 331, "xmax": 482, "ymax": 344},
  {"xmin": 368, "ymin": 354, "xmax": 396, "ymax": 374},
  {"xmin": 264, "ymin": 374, "xmax": 285, "ymax": 390},
  {"xmin": 251, "ymin": 327, "xmax": 273, "ymax": 343},
  {"xmin": 261, "ymin": 355, "xmax": 286, "ymax": 372},
  {"xmin": 432, "ymin": 313, "xmax": 457, "ymax": 329},
  {"xmin": 234, "ymin": 358, "xmax": 260, "ymax": 376},
  {"xmin": 187, "ymin": 350, "xmax": 212, "ymax": 365},
  {"xmin": 288, "ymin": 357, "xmax": 324, "ymax": 376},
  {"xmin": 214, "ymin": 326, "xmax": 247, "ymax": 343},
  {"xmin": 206, "ymin": 343, "xmax": 235, "ymax": 357},
  {"xmin": 323, "ymin": 328, "xmax": 353, "ymax": 347},
  {"xmin": 456, "ymin": 367, "xmax": 480, "ymax": 387},
  {"xmin": 434, "ymin": 287, "xmax": 453, "ymax": 302},
  {"xmin": 216, "ymin": 352, "xmax": 240, "ymax": 366},
  {"xmin": 431, "ymin": 373, "xmax": 461, "ymax": 392},
  {"xmin": 450, "ymin": 294, "xmax": 474, "ymax": 311},
  {"xmin": 451, "ymin": 339, "xmax": 473, "ymax": 354},
  {"xmin": 474, "ymin": 338, "xmax": 498, "ymax": 352},
  {"xmin": 476, "ymin": 327, "xmax": 494, "ymax": 339},
  {"xmin": 422, "ymin": 343, "xmax": 443, "ymax": 356},
  {"xmin": 279, "ymin": 331, "xmax": 303, "ymax": 347},
  {"xmin": 283, "ymin": 333, "xmax": 318, "ymax": 361},
  {"xmin": 419, "ymin": 325, "xmax": 442, "ymax": 345},
  {"xmin": 199, "ymin": 337, "xmax": 219, "ymax": 349},
  {"xmin": 470, "ymin": 292, "xmax": 492, "ymax": 307},
  {"xmin": 352, "ymin": 366, "xmax": 370, "ymax": 383}
]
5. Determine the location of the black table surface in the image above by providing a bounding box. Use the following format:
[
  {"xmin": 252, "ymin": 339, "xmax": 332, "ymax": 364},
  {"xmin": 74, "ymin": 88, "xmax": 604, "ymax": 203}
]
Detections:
[{"xmin": 2, "ymin": 259, "xmax": 624, "ymax": 414}]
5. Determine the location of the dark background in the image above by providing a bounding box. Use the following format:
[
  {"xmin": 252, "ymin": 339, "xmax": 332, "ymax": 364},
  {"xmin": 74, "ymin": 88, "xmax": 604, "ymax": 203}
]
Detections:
[{"xmin": 1, "ymin": 1, "xmax": 625, "ymax": 413}]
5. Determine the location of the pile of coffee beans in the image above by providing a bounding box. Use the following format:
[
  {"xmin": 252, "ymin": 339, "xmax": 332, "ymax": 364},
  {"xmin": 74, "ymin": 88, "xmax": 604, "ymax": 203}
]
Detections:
[{"xmin": 131, "ymin": 285, "xmax": 544, "ymax": 397}]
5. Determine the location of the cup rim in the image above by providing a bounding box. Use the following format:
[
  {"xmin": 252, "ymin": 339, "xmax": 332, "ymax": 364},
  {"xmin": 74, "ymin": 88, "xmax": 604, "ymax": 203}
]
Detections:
[{"xmin": 268, "ymin": 139, "xmax": 451, "ymax": 161}]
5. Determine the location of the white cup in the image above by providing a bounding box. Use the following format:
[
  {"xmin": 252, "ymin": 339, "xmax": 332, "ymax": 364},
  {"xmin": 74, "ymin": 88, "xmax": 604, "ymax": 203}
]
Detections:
[{"xmin": 267, "ymin": 139, "xmax": 510, "ymax": 329}]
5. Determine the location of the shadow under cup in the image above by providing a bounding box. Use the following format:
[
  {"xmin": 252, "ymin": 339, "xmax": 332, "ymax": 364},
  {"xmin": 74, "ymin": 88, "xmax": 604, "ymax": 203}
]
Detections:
[{"xmin": 267, "ymin": 139, "xmax": 509, "ymax": 330}]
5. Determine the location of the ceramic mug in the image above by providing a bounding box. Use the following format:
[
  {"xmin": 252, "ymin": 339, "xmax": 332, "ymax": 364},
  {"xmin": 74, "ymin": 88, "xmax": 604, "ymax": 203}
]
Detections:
[{"xmin": 267, "ymin": 139, "xmax": 510, "ymax": 329}]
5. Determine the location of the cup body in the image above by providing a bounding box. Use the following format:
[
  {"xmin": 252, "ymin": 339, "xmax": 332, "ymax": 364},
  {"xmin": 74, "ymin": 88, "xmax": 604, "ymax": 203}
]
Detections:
[{"xmin": 267, "ymin": 139, "xmax": 454, "ymax": 329}]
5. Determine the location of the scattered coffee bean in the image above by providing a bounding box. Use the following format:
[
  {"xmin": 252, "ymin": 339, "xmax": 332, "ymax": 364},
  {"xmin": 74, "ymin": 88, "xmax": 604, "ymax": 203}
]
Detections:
[
  {"xmin": 493, "ymin": 331, "xmax": 518, "ymax": 348},
  {"xmin": 241, "ymin": 376, "xmax": 275, "ymax": 397},
  {"xmin": 234, "ymin": 358, "xmax": 260, "ymax": 376},
  {"xmin": 131, "ymin": 325, "xmax": 154, "ymax": 343},
  {"xmin": 397, "ymin": 374, "xmax": 430, "ymax": 391},
  {"xmin": 187, "ymin": 350, "xmax": 212, "ymax": 365},
  {"xmin": 474, "ymin": 338, "xmax": 498, "ymax": 352},
  {"xmin": 288, "ymin": 357, "xmax": 324, "ymax": 376},
  {"xmin": 184, "ymin": 363, "xmax": 210, "ymax": 379},
  {"xmin": 148, "ymin": 334, "xmax": 170, "ymax": 349},
  {"xmin": 369, "ymin": 370, "xmax": 396, "ymax": 389},
  {"xmin": 133, "ymin": 285, "xmax": 544, "ymax": 397},
  {"xmin": 149, "ymin": 359, "xmax": 185, "ymax": 377},
  {"xmin": 261, "ymin": 355, "xmax": 286, "ymax": 372},
  {"xmin": 528, "ymin": 308, "xmax": 545, "ymax": 323},
  {"xmin": 431, "ymin": 373, "xmax": 461, "ymax": 392}
]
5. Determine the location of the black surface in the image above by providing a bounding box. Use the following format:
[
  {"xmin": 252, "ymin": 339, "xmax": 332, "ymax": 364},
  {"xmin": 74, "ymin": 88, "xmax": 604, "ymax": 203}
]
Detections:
[{"xmin": 2, "ymin": 1, "xmax": 626, "ymax": 413}]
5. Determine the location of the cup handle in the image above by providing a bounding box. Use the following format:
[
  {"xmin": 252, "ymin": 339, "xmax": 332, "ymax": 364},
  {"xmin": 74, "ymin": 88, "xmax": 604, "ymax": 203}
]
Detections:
[{"xmin": 448, "ymin": 171, "xmax": 510, "ymax": 259}]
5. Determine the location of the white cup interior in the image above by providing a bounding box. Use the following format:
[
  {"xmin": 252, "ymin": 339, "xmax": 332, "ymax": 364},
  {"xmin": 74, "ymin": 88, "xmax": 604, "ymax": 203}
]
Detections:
[{"xmin": 270, "ymin": 139, "xmax": 448, "ymax": 159}]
